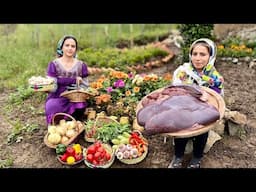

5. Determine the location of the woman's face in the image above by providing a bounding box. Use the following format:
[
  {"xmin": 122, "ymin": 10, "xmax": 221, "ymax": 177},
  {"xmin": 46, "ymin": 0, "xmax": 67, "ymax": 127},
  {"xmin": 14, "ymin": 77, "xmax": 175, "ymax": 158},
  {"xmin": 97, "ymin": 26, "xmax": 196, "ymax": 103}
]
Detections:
[
  {"xmin": 191, "ymin": 44, "xmax": 210, "ymax": 71},
  {"xmin": 62, "ymin": 38, "xmax": 77, "ymax": 58}
]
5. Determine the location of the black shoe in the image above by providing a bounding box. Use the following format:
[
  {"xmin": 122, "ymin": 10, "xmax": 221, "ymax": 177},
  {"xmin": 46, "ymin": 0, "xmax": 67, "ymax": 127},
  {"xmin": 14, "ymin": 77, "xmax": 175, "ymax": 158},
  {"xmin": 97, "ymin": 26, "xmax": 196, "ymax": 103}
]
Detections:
[
  {"xmin": 187, "ymin": 157, "xmax": 201, "ymax": 168},
  {"xmin": 168, "ymin": 156, "xmax": 183, "ymax": 168}
]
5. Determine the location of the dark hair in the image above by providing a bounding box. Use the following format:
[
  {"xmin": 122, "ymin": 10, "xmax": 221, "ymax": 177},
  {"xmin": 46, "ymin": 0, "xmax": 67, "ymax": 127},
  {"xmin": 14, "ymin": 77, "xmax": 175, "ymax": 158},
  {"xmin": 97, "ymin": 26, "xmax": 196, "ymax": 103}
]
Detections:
[
  {"xmin": 60, "ymin": 35, "xmax": 78, "ymax": 50},
  {"xmin": 190, "ymin": 41, "xmax": 212, "ymax": 56},
  {"xmin": 57, "ymin": 35, "xmax": 78, "ymax": 57}
]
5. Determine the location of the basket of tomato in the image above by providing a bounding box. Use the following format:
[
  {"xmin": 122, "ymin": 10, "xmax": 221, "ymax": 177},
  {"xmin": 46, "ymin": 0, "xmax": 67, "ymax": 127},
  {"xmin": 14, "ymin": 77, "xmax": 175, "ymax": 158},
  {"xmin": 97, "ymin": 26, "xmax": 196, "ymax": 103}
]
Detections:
[
  {"xmin": 56, "ymin": 143, "xmax": 84, "ymax": 166},
  {"xmin": 83, "ymin": 141, "xmax": 115, "ymax": 168}
]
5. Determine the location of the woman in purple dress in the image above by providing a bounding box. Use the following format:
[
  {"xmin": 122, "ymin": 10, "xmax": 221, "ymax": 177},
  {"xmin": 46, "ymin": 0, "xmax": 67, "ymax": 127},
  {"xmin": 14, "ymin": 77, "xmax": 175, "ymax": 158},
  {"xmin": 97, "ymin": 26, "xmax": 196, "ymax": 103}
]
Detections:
[{"xmin": 45, "ymin": 35, "xmax": 89, "ymax": 125}]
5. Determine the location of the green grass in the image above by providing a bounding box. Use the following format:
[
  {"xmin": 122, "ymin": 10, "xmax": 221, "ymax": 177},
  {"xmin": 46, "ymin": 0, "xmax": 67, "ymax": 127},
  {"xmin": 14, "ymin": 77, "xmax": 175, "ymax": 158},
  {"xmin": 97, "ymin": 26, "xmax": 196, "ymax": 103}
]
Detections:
[{"xmin": 0, "ymin": 24, "xmax": 176, "ymax": 89}]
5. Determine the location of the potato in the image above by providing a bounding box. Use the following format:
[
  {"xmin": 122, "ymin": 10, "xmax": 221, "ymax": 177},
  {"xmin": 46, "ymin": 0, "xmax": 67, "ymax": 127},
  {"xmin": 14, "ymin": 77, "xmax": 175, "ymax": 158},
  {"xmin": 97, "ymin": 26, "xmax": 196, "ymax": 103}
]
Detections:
[{"xmin": 47, "ymin": 133, "xmax": 61, "ymax": 145}]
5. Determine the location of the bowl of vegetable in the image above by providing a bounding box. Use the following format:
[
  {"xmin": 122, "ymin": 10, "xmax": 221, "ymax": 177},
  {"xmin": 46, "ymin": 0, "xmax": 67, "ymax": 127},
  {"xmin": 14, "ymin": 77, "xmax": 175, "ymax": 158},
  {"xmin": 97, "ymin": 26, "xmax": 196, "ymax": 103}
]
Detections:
[
  {"xmin": 115, "ymin": 130, "xmax": 149, "ymax": 164},
  {"xmin": 83, "ymin": 141, "xmax": 115, "ymax": 168},
  {"xmin": 44, "ymin": 113, "xmax": 85, "ymax": 149},
  {"xmin": 56, "ymin": 143, "xmax": 85, "ymax": 166}
]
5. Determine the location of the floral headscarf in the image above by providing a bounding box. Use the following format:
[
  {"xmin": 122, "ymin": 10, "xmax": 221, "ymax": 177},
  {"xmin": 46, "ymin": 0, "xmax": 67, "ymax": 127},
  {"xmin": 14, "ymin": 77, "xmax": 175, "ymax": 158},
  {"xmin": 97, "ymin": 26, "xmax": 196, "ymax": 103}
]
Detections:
[
  {"xmin": 56, "ymin": 35, "xmax": 77, "ymax": 58},
  {"xmin": 173, "ymin": 38, "xmax": 224, "ymax": 95}
]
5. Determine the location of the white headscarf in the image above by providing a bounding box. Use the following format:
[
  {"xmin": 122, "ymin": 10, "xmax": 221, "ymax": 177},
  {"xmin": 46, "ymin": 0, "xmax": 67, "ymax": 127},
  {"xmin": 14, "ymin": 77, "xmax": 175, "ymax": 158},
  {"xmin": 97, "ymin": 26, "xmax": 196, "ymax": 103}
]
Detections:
[
  {"xmin": 173, "ymin": 38, "xmax": 217, "ymax": 86},
  {"xmin": 189, "ymin": 38, "xmax": 217, "ymax": 68}
]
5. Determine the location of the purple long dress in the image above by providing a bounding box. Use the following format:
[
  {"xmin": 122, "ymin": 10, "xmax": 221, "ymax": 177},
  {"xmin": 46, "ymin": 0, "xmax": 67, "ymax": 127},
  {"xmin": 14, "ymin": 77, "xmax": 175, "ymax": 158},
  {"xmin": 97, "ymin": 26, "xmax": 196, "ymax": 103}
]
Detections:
[{"xmin": 45, "ymin": 59, "xmax": 88, "ymax": 125}]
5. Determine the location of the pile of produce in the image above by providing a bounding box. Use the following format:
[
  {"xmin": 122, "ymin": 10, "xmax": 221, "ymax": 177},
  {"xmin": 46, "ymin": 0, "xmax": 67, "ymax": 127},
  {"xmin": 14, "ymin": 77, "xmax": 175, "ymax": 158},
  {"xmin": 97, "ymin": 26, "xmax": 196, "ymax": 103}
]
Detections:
[
  {"xmin": 84, "ymin": 116, "xmax": 130, "ymax": 143},
  {"xmin": 28, "ymin": 76, "xmax": 56, "ymax": 91},
  {"xmin": 28, "ymin": 76, "xmax": 54, "ymax": 85},
  {"xmin": 56, "ymin": 144, "xmax": 84, "ymax": 165},
  {"xmin": 114, "ymin": 131, "xmax": 148, "ymax": 163},
  {"xmin": 84, "ymin": 141, "xmax": 114, "ymax": 168},
  {"xmin": 46, "ymin": 119, "xmax": 84, "ymax": 146}
]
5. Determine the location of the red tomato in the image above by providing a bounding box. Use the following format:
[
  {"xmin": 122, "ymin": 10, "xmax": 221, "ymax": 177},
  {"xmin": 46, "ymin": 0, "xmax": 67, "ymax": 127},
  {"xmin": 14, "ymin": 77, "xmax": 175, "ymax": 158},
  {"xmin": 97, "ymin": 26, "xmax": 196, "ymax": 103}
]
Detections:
[
  {"xmin": 100, "ymin": 150, "xmax": 106, "ymax": 158},
  {"xmin": 86, "ymin": 154, "xmax": 94, "ymax": 163},
  {"xmin": 74, "ymin": 153, "xmax": 83, "ymax": 161},
  {"xmin": 97, "ymin": 147, "xmax": 104, "ymax": 153},
  {"xmin": 66, "ymin": 146, "xmax": 76, "ymax": 156},
  {"xmin": 92, "ymin": 159, "xmax": 99, "ymax": 165},
  {"xmin": 94, "ymin": 141, "xmax": 101, "ymax": 149},
  {"xmin": 105, "ymin": 152, "xmax": 111, "ymax": 161},
  {"xmin": 87, "ymin": 145, "xmax": 96, "ymax": 154},
  {"xmin": 94, "ymin": 151, "xmax": 101, "ymax": 160}
]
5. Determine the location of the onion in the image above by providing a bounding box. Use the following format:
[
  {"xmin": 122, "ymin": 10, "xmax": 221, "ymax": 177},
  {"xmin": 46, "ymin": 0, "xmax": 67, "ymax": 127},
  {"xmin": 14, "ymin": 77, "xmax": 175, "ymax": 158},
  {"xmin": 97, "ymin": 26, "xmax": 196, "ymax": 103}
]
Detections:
[
  {"xmin": 126, "ymin": 144, "xmax": 133, "ymax": 151},
  {"xmin": 118, "ymin": 144, "xmax": 126, "ymax": 152},
  {"xmin": 123, "ymin": 151, "xmax": 130, "ymax": 159},
  {"xmin": 131, "ymin": 148, "xmax": 138, "ymax": 158},
  {"xmin": 116, "ymin": 151, "xmax": 124, "ymax": 160}
]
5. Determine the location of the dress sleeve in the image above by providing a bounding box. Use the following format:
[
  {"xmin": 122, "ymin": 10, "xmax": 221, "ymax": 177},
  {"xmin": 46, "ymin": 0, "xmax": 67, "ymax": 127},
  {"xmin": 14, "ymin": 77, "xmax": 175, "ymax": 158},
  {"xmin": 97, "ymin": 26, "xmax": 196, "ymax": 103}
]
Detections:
[
  {"xmin": 80, "ymin": 62, "xmax": 89, "ymax": 88},
  {"xmin": 47, "ymin": 61, "xmax": 57, "ymax": 77},
  {"xmin": 81, "ymin": 62, "xmax": 89, "ymax": 78}
]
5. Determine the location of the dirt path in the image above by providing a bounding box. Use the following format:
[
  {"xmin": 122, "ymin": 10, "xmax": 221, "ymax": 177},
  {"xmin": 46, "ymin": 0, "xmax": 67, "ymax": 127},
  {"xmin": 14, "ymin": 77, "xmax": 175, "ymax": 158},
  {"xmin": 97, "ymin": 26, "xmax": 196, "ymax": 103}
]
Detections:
[{"xmin": 1, "ymin": 58, "xmax": 256, "ymax": 168}]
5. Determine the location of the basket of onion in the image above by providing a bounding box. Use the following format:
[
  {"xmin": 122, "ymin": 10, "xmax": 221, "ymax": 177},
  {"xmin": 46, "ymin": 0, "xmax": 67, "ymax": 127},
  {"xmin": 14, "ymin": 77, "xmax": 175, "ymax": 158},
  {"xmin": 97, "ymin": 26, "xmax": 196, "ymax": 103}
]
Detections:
[{"xmin": 115, "ymin": 130, "xmax": 148, "ymax": 164}]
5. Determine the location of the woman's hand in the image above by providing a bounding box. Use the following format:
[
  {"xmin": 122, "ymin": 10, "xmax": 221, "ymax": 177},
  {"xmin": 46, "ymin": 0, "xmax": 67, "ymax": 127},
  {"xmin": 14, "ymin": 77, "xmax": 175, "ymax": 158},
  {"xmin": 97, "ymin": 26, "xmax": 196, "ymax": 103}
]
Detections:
[
  {"xmin": 200, "ymin": 90, "xmax": 209, "ymax": 102},
  {"xmin": 76, "ymin": 76, "xmax": 83, "ymax": 86}
]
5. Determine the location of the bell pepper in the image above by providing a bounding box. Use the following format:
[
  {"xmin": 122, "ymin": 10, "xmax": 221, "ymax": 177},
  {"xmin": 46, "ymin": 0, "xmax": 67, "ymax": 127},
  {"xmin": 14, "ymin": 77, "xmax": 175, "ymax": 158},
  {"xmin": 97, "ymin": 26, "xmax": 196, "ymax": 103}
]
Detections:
[
  {"xmin": 72, "ymin": 144, "xmax": 82, "ymax": 154},
  {"xmin": 74, "ymin": 153, "xmax": 83, "ymax": 161},
  {"xmin": 60, "ymin": 153, "xmax": 69, "ymax": 162},
  {"xmin": 66, "ymin": 146, "xmax": 76, "ymax": 156},
  {"xmin": 56, "ymin": 144, "xmax": 67, "ymax": 155}
]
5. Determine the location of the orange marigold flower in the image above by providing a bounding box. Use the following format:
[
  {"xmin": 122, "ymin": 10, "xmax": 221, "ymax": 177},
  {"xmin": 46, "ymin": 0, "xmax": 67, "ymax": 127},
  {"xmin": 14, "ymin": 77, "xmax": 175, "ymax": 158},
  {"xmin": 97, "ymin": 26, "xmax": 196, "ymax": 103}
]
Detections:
[
  {"xmin": 151, "ymin": 76, "xmax": 158, "ymax": 81},
  {"xmin": 98, "ymin": 77, "xmax": 106, "ymax": 84},
  {"xmin": 217, "ymin": 45, "xmax": 224, "ymax": 49},
  {"xmin": 163, "ymin": 73, "xmax": 172, "ymax": 81},
  {"xmin": 101, "ymin": 94, "xmax": 111, "ymax": 103},
  {"xmin": 125, "ymin": 90, "xmax": 131, "ymax": 96},
  {"xmin": 240, "ymin": 45, "xmax": 246, "ymax": 49},
  {"xmin": 133, "ymin": 86, "xmax": 140, "ymax": 93},
  {"xmin": 143, "ymin": 76, "xmax": 151, "ymax": 81},
  {"xmin": 90, "ymin": 82, "xmax": 99, "ymax": 89}
]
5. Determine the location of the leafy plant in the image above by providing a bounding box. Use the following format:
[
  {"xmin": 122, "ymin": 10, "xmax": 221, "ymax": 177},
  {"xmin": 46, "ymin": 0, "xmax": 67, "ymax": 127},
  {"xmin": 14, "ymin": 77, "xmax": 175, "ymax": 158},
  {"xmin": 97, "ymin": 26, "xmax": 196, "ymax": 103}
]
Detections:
[
  {"xmin": 178, "ymin": 24, "xmax": 214, "ymax": 62},
  {"xmin": 95, "ymin": 121, "xmax": 130, "ymax": 143},
  {"xmin": 78, "ymin": 46, "xmax": 168, "ymax": 71},
  {"xmin": 8, "ymin": 86, "xmax": 34, "ymax": 105},
  {"xmin": 0, "ymin": 158, "xmax": 13, "ymax": 168}
]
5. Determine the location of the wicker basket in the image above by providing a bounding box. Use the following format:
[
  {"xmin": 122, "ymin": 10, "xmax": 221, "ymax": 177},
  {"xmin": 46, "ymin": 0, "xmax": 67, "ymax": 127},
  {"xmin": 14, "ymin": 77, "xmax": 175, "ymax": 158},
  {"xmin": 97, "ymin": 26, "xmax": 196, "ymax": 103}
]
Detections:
[
  {"xmin": 84, "ymin": 134, "xmax": 96, "ymax": 143},
  {"xmin": 117, "ymin": 145, "xmax": 148, "ymax": 165},
  {"xmin": 60, "ymin": 90, "xmax": 94, "ymax": 102},
  {"xmin": 57, "ymin": 144, "xmax": 85, "ymax": 166},
  {"xmin": 44, "ymin": 113, "xmax": 85, "ymax": 149},
  {"xmin": 115, "ymin": 130, "xmax": 148, "ymax": 164},
  {"xmin": 84, "ymin": 116, "xmax": 119, "ymax": 143},
  {"xmin": 83, "ymin": 143, "xmax": 115, "ymax": 168},
  {"xmin": 135, "ymin": 86, "xmax": 226, "ymax": 138},
  {"xmin": 29, "ymin": 83, "xmax": 55, "ymax": 92}
]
